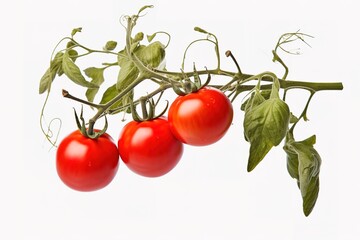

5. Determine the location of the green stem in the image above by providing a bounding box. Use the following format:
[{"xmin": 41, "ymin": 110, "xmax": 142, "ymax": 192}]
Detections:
[
  {"xmin": 155, "ymin": 69, "xmax": 343, "ymax": 92},
  {"xmin": 279, "ymin": 80, "xmax": 343, "ymax": 92},
  {"xmin": 139, "ymin": 97, "xmax": 149, "ymax": 120},
  {"xmin": 62, "ymin": 89, "xmax": 101, "ymax": 108},
  {"xmin": 154, "ymin": 68, "xmax": 235, "ymax": 79},
  {"xmin": 107, "ymin": 83, "xmax": 171, "ymax": 115},
  {"xmin": 225, "ymin": 50, "xmax": 242, "ymax": 75},
  {"xmin": 87, "ymin": 14, "xmax": 169, "ymax": 133},
  {"xmin": 79, "ymin": 15, "xmax": 344, "ymax": 134},
  {"xmin": 181, "ymin": 38, "xmax": 217, "ymax": 70},
  {"xmin": 290, "ymin": 91, "xmax": 315, "ymax": 133},
  {"xmin": 87, "ymin": 75, "xmax": 145, "ymax": 134},
  {"xmin": 124, "ymin": 18, "xmax": 172, "ymax": 82},
  {"xmin": 69, "ymin": 38, "xmax": 118, "ymax": 56}
]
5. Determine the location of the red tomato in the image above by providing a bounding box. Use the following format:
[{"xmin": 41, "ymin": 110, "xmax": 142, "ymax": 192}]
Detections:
[
  {"xmin": 168, "ymin": 87, "xmax": 233, "ymax": 146},
  {"xmin": 118, "ymin": 117, "xmax": 183, "ymax": 177},
  {"xmin": 56, "ymin": 130, "xmax": 119, "ymax": 191}
]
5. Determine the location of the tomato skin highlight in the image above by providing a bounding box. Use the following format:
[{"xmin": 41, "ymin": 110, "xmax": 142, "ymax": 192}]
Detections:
[
  {"xmin": 168, "ymin": 87, "xmax": 233, "ymax": 146},
  {"xmin": 56, "ymin": 130, "xmax": 119, "ymax": 192},
  {"xmin": 118, "ymin": 117, "xmax": 183, "ymax": 177}
]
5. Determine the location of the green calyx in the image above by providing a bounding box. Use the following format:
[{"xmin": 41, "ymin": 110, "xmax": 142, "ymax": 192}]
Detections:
[
  {"xmin": 38, "ymin": 5, "xmax": 344, "ymax": 217},
  {"xmin": 129, "ymin": 97, "xmax": 168, "ymax": 122},
  {"xmin": 73, "ymin": 107, "xmax": 108, "ymax": 139},
  {"xmin": 170, "ymin": 65, "xmax": 211, "ymax": 96}
]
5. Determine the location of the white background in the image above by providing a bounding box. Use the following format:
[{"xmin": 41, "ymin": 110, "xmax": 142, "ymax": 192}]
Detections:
[{"xmin": 3, "ymin": 0, "xmax": 360, "ymax": 239}]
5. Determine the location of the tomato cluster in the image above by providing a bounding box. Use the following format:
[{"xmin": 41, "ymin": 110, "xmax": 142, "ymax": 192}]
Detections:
[{"xmin": 56, "ymin": 87, "xmax": 233, "ymax": 191}]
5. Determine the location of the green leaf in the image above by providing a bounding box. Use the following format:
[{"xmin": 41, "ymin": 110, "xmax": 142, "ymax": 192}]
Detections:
[
  {"xmin": 62, "ymin": 50, "xmax": 99, "ymax": 89},
  {"xmin": 134, "ymin": 32, "xmax": 144, "ymax": 42},
  {"xmin": 84, "ymin": 67, "xmax": 105, "ymax": 102},
  {"xmin": 100, "ymin": 84, "xmax": 118, "ymax": 104},
  {"xmin": 302, "ymin": 176, "xmax": 320, "ymax": 216},
  {"xmin": 286, "ymin": 151, "xmax": 300, "ymax": 184},
  {"xmin": 241, "ymin": 89, "xmax": 271, "ymax": 111},
  {"xmin": 39, "ymin": 52, "xmax": 64, "ymax": 94},
  {"xmin": 55, "ymin": 52, "xmax": 65, "ymax": 77},
  {"xmin": 116, "ymin": 44, "xmax": 142, "ymax": 92},
  {"xmin": 116, "ymin": 61, "xmax": 139, "ymax": 91},
  {"xmin": 147, "ymin": 33, "xmax": 156, "ymax": 42},
  {"xmin": 284, "ymin": 133, "xmax": 321, "ymax": 216},
  {"xmin": 137, "ymin": 41, "xmax": 166, "ymax": 68},
  {"xmin": 290, "ymin": 112, "xmax": 299, "ymax": 124},
  {"xmin": 117, "ymin": 41, "xmax": 144, "ymax": 66},
  {"xmin": 244, "ymin": 96, "xmax": 290, "ymax": 171},
  {"xmin": 138, "ymin": 5, "xmax": 153, "ymax": 15},
  {"xmin": 71, "ymin": 27, "xmax": 82, "ymax": 37},
  {"xmin": 104, "ymin": 41, "xmax": 117, "ymax": 51},
  {"xmin": 66, "ymin": 41, "xmax": 76, "ymax": 48},
  {"xmin": 68, "ymin": 49, "xmax": 78, "ymax": 62},
  {"xmin": 269, "ymin": 74, "xmax": 281, "ymax": 99},
  {"xmin": 100, "ymin": 84, "xmax": 133, "ymax": 112},
  {"xmin": 243, "ymin": 75, "xmax": 290, "ymax": 171},
  {"xmin": 116, "ymin": 41, "xmax": 165, "ymax": 92},
  {"xmin": 39, "ymin": 68, "xmax": 56, "ymax": 94},
  {"xmin": 117, "ymin": 49, "xmax": 127, "ymax": 66}
]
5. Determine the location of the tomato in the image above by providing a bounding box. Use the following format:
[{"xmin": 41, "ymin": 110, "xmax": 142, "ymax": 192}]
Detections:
[
  {"xmin": 56, "ymin": 130, "xmax": 119, "ymax": 191},
  {"xmin": 168, "ymin": 87, "xmax": 233, "ymax": 146},
  {"xmin": 118, "ymin": 117, "xmax": 183, "ymax": 177}
]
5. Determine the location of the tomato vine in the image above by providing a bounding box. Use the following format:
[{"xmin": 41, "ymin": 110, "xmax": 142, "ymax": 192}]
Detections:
[{"xmin": 39, "ymin": 5, "xmax": 343, "ymax": 216}]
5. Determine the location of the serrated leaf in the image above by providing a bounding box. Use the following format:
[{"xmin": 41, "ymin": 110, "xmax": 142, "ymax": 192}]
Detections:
[
  {"xmin": 104, "ymin": 41, "xmax": 117, "ymax": 51},
  {"xmin": 39, "ymin": 52, "xmax": 64, "ymax": 94},
  {"xmin": 84, "ymin": 67, "xmax": 105, "ymax": 102},
  {"xmin": 244, "ymin": 97, "xmax": 290, "ymax": 171},
  {"xmin": 284, "ymin": 134, "xmax": 321, "ymax": 216},
  {"xmin": 62, "ymin": 51, "xmax": 99, "ymax": 89}
]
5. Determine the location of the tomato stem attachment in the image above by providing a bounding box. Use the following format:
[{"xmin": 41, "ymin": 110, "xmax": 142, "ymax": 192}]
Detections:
[
  {"xmin": 170, "ymin": 67, "xmax": 211, "ymax": 96},
  {"xmin": 73, "ymin": 106, "xmax": 108, "ymax": 138},
  {"xmin": 129, "ymin": 97, "xmax": 168, "ymax": 122}
]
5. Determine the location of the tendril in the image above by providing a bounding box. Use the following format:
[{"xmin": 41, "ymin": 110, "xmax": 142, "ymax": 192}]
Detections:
[
  {"xmin": 274, "ymin": 30, "xmax": 314, "ymax": 55},
  {"xmin": 40, "ymin": 90, "xmax": 62, "ymax": 148}
]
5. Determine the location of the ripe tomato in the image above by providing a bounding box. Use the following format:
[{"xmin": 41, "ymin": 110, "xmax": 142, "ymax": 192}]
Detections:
[
  {"xmin": 118, "ymin": 117, "xmax": 183, "ymax": 177},
  {"xmin": 56, "ymin": 130, "xmax": 119, "ymax": 191},
  {"xmin": 168, "ymin": 87, "xmax": 233, "ymax": 146}
]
